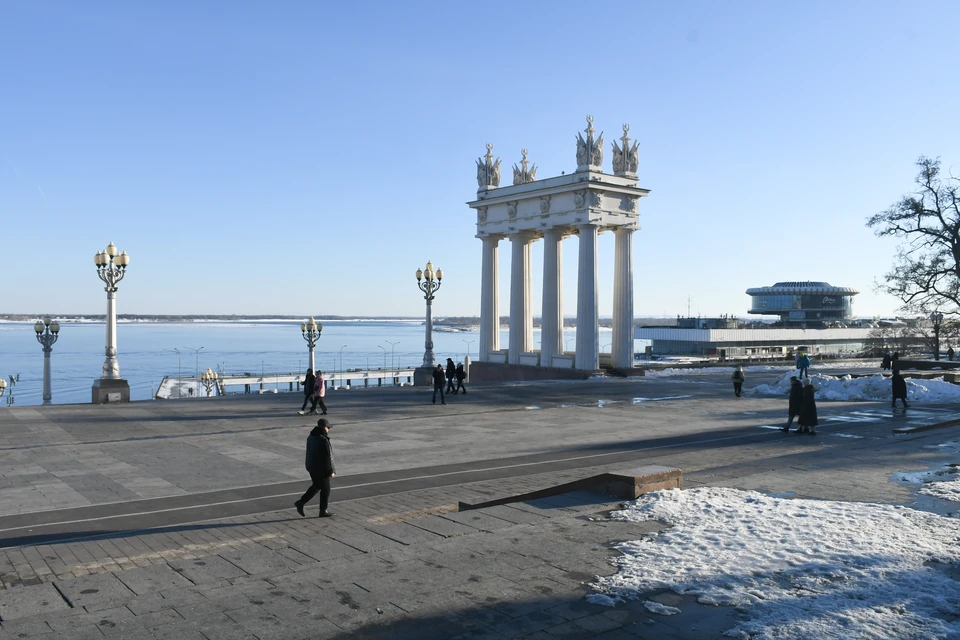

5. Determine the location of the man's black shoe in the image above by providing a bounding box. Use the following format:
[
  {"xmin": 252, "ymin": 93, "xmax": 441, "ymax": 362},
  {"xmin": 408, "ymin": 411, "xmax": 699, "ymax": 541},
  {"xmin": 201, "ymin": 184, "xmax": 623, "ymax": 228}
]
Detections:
[
  {"xmin": 319, "ymin": 511, "xmax": 334, "ymax": 518},
  {"xmin": 295, "ymin": 502, "xmax": 305, "ymax": 517}
]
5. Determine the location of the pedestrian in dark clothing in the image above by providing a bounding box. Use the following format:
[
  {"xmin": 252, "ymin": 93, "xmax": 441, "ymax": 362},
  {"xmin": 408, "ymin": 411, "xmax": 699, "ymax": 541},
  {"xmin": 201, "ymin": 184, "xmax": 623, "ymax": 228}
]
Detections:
[
  {"xmin": 892, "ymin": 370, "xmax": 909, "ymax": 408},
  {"xmin": 445, "ymin": 358, "xmax": 457, "ymax": 393},
  {"xmin": 796, "ymin": 353, "xmax": 811, "ymax": 379},
  {"xmin": 797, "ymin": 379, "xmax": 818, "ymax": 435},
  {"xmin": 308, "ymin": 370, "xmax": 327, "ymax": 415},
  {"xmin": 731, "ymin": 366, "xmax": 744, "ymax": 397},
  {"xmin": 432, "ymin": 364, "xmax": 446, "ymax": 405},
  {"xmin": 892, "ymin": 352, "xmax": 900, "ymax": 369},
  {"xmin": 294, "ymin": 418, "xmax": 336, "ymax": 518},
  {"xmin": 298, "ymin": 369, "xmax": 315, "ymax": 414},
  {"xmin": 948, "ymin": 346, "xmax": 955, "ymax": 361},
  {"xmin": 781, "ymin": 376, "xmax": 803, "ymax": 431},
  {"xmin": 881, "ymin": 353, "xmax": 891, "ymax": 371},
  {"xmin": 455, "ymin": 363, "xmax": 467, "ymax": 394}
]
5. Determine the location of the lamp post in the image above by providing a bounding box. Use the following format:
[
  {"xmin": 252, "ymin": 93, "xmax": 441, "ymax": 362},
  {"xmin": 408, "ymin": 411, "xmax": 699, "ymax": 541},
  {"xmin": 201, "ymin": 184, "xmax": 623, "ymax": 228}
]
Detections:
[
  {"xmin": 93, "ymin": 242, "xmax": 131, "ymax": 403},
  {"xmin": 183, "ymin": 346, "xmax": 204, "ymax": 384},
  {"xmin": 339, "ymin": 344, "xmax": 347, "ymax": 389},
  {"xmin": 300, "ymin": 317, "xmax": 322, "ymax": 372},
  {"xmin": 931, "ymin": 311, "xmax": 944, "ymax": 361},
  {"xmin": 386, "ymin": 340, "xmax": 400, "ymax": 373},
  {"xmin": 0, "ymin": 377, "xmax": 9, "ymax": 406},
  {"xmin": 378, "ymin": 345, "xmax": 387, "ymax": 371},
  {"xmin": 414, "ymin": 261, "xmax": 442, "ymax": 385},
  {"xmin": 164, "ymin": 348, "xmax": 183, "ymax": 398},
  {"xmin": 200, "ymin": 368, "xmax": 218, "ymax": 397},
  {"xmin": 462, "ymin": 339, "xmax": 475, "ymax": 362},
  {"xmin": 34, "ymin": 316, "xmax": 61, "ymax": 405}
]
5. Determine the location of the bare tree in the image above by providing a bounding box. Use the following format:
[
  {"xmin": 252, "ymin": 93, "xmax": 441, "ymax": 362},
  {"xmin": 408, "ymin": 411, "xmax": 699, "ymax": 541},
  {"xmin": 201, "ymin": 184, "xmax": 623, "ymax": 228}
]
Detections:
[{"xmin": 867, "ymin": 156, "xmax": 960, "ymax": 315}]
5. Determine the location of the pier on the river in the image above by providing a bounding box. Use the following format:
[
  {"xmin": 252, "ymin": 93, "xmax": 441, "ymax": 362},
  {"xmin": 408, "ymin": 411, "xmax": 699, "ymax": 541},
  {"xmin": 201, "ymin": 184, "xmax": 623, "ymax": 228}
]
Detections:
[{"xmin": 155, "ymin": 368, "xmax": 417, "ymax": 399}]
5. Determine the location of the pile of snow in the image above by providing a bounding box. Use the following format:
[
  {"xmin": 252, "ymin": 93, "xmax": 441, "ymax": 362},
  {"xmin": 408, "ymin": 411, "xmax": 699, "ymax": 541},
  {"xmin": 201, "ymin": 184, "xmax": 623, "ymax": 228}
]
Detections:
[
  {"xmin": 752, "ymin": 371, "xmax": 960, "ymax": 403},
  {"xmin": 893, "ymin": 445, "xmax": 960, "ymax": 502},
  {"xmin": 593, "ymin": 487, "xmax": 960, "ymax": 639}
]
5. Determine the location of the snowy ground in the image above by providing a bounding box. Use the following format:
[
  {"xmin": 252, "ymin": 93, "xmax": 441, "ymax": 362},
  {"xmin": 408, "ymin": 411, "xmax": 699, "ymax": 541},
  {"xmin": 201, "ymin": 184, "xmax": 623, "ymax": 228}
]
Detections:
[
  {"xmin": 590, "ymin": 487, "xmax": 960, "ymax": 639},
  {"xmin": 751, "ymin": 370, "xmax": 960, "ymax": 403}
]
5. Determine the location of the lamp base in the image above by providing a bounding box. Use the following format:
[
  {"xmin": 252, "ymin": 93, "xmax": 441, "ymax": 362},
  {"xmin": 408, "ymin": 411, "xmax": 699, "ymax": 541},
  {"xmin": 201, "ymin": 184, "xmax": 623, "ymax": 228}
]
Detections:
[
  {"xmin": 414, "ymin": 365, "xmax": 437, "ymax": 387},
  {"xmin": 92, "ymin": 378, "xmax": 131, "ymax": 404}
]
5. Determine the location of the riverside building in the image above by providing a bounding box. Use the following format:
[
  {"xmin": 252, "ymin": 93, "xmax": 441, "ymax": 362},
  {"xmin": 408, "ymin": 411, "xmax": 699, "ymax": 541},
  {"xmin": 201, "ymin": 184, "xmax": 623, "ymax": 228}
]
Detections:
[{"xmin": 636, "ymin": 281, "xmax": 876, "ymax": 360}]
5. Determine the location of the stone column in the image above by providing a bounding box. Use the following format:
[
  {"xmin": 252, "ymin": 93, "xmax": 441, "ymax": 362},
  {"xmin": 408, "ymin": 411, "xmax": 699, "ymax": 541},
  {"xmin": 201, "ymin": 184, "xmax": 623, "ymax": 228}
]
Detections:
[
  {"xmin": 540, "ymin": 228, "xmax": 564, "ymax": 367},
  {"xmin": 508, "ymin": 233, "xmax": 533, "ymax": 364},
  {"xmin": 576, "ymin": 224, "xmax": 599, "ymax": 370},
  {"xmin": 479, "ymin": 236, "xmax": 500, "ymax": 360},
  {"xmin": 612, "ymin": 227, "xmax": 635, "ymax": 369}
]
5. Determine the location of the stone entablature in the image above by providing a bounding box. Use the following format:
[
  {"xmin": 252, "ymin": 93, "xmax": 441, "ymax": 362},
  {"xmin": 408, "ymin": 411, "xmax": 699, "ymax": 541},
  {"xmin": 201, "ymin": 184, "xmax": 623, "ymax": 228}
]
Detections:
[{"xmin": 468, "ymin": 170, "xmax": 648, "ymax": 238}]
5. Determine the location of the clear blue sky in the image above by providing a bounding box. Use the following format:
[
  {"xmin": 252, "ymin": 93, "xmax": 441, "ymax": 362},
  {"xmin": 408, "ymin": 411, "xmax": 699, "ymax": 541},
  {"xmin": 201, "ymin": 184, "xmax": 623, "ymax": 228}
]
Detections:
[{"xmin": 2, "ymin": 1, "xmax": 957, "ymax": 318}]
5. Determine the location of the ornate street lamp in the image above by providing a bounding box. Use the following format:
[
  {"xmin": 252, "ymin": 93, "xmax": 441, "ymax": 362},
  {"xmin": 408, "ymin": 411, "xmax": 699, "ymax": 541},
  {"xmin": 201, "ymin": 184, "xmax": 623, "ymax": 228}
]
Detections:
[
  {"xmin": 93, "ymin": 242, "xmax": 131, "ymax": 403},
  {"xmin": 200, "ymin": 368, "xmax": 218, "ymax": 397},
  {"xmin": 931, "ymin": 311, "xmax": 945, "ymax": 361},
  {"xmin": 301, "ymin": 317, "xmax": 322, "ymax": 372},
  {"xmin": 1, "ymin": 375, "xmax": 17, "ymax": 407},
  {"xmin": 34, "ymin": 316, "xmax": 61, "ymax": 405},
  {"xmin": 414, "ymin": 261, "xmax": 442, "ymax": 385}
]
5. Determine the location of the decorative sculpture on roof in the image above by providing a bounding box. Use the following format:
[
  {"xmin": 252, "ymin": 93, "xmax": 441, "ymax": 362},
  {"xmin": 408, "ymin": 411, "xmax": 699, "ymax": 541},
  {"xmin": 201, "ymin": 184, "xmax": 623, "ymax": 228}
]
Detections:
[
  {"xmin": 612, "ymin": 123, "xmax": 639, "ymax": 178},
  {"xmin": 512, "ymin": 148, "xmax": 538, "ymax": 185},
  {"xmin": 575, "ymin": 115, "xmax": 604, "ymax": 172},
  {"xmin": 476, "ymin": 143, "xmax": 501, "ymax": 189}
]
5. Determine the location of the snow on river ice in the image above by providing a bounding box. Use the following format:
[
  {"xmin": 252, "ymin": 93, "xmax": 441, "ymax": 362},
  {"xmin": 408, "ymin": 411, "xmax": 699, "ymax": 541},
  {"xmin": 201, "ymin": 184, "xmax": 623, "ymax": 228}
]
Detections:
[{"xmin": 592, "ymin": 487, "xmax": 960, "ymax": 639}]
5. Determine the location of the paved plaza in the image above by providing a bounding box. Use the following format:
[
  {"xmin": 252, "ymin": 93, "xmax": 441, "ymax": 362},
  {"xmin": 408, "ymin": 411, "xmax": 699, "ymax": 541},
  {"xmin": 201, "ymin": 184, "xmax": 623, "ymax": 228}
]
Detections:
[{"xmin": 0, "ymin": 365, "xmax": 958, "ymax": 638}]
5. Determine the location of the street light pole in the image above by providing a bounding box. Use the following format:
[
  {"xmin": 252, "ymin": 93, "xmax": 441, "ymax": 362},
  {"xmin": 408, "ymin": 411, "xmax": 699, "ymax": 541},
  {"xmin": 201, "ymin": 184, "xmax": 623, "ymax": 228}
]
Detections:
[
  {"xmin": 300, "ymin": 317, "xmax": 322, "ymax": 372},
  {"xmin": 414, "ymin": 261, "xmax": 442, "ymax": 385},
  {"xmin": 34, "ymin": 316, "xmax": 61, "ymax": 405},
  {"xmin": 184, "ymin": 346, "xmax": 204, "ymax": 385},
  {"xmin": 93, "ymin": 241, "xmax": 131, "ymax": 403},
  {"xmin": 386, "ymin": 340, "xmax": 400, "ymax": 373},
  {"xmin": 339, "ymin": 345, "xmax": 347, "ymax": 389},
  {"xmin": 200, "ymin": 368, "xmax": 218, "ymax": 397},
  {"xmin": 378, "ymin": 345, "xmax": 387, "ymax": 371},
  {"xmin": 931, "ymin": 311, "xmax": 944, "ymax": 361},
  {"xmin": 462, "ymin": 339, "xmax": 474, "ymax": 362}
]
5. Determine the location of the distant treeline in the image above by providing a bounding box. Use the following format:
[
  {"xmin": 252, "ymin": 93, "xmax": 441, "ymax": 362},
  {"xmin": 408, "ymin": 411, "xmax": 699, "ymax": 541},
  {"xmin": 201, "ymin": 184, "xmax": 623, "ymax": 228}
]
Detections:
[{"xmin": 1, "ymin": 314, "xmax": 671, "ymax": 327}]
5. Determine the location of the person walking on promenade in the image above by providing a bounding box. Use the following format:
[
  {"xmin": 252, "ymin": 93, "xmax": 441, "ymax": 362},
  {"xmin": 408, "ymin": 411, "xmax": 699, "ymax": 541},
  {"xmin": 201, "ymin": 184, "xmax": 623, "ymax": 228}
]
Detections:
[
  {"xmin": 731, "ymin": 366, "xmax": 745, "ymax": 397},
  {"xmin": 445, "ymin": 358, "xmax": 457, "ymax": 394},
  {"xmin": 892, "ymin": 370, "xmax": 909, "ymax": 408},
  {"xmin": 432, "ymin": 364, "xmax": 446, "ymax": 405},
  {"xmin": 796, "ymin": 352, "xmax": 811, "ymax": 379},
  {"xmin": 948, "ymin": 346, "xmax": 955, "ymax": 361},
  {"xmin": 297, "ymin": 368, "xmax": 315, "ymax": 415},
  {"xmin": 892, "ymin": 352, "xmax": 900, "ymax": 369},
  {"xmin": 308, "ymin": 370, "xmax": 328, "ymax": 415},
  {"xmin": 781, "ymin": 376, "xmax": 803, "ymax": 432},
  {"xmin": 455, "ymin": 362, "xmax": 467, "ymax": 394},
  {"xmin": 881, "ymin": 352, "xmax": 891, "ymax": 371},
  {"xmin": 294, "ymin": 418, "xmax": 336, "ymax": 518},
  {"xmin": 797, "ymin": 378, "xmax": 818, "ymax": 435}
]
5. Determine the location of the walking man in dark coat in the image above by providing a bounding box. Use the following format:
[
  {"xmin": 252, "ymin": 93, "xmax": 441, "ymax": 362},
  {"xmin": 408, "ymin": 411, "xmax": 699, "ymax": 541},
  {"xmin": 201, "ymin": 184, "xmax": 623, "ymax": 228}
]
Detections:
[
  {"xmin": 892, "ymin": 370, "xmax": 909, "ymax": 408},
  {"xmin": 455, "ymin": 362, "xmax": 467, "ymax": 394},
  {"xmin": 881, "ymin": 352, "xmax": 891, "ymax": 371},
  {"xmin": 781, "ymin": 376, "xmax": 803, "ymax": 431},
  {"xmin": 294, "ymin": 418, "xmax": 336, "ymax": 518},
  {"xmin": 432, "ymin": 364, "xmax": 446, "ymax": 405},
  {"xmin": 445, "ymin": 358, "xmax": 457, "ymax": 393},
  {"xmin": 797, "ymin": 379, "xmax": 818, "ymax": 435},
  {"xmin": 731, "ymin": 366, "xmax": 745, "ymax": 397},
  {"xmin": 298, "ymin": 368, "xmax": 315, "ymax": 415}
]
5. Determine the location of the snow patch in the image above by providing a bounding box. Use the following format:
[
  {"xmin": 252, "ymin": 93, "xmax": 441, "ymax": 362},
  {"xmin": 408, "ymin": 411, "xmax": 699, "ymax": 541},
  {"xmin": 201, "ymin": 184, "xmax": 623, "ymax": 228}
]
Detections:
[{"xmin": 592, "ymin": 487, "xmax": 960, "ymax": 639}]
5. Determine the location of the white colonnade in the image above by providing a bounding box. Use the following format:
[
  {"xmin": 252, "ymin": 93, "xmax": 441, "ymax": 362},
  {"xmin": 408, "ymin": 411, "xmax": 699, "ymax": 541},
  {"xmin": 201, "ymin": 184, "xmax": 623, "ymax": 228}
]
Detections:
[{"xmin": 469, "ymin": 117, "xmax": 650, "ymax": 372}]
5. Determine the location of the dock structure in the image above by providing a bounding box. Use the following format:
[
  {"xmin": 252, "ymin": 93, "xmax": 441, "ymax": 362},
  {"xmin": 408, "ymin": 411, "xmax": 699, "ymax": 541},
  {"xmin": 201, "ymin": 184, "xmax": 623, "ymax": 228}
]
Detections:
[{"xmin": 156, "ymin": 368, "xmax": 418, "ymax": 399}]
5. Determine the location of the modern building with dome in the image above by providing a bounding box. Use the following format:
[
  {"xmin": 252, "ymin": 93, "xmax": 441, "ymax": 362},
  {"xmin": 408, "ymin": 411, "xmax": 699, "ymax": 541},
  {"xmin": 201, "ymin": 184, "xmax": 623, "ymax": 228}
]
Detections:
[
  {"xmin": 745, "ymin": 281, "xmax": 859, "ymax": 327},
  {"xmin": 635, "ymin": 280, "xmax": 875, "ymax": 360}
]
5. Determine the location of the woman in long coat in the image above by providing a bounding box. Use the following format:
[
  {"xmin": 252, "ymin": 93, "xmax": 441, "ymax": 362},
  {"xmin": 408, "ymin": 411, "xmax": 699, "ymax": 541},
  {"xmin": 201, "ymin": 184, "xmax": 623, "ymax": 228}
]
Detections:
[
  {"xmin": 797, "ymin": 378, "xmax": 818, "ymax": 435},
  {"xmin": 298, "ymin": 369, "xmax": 316, "ymax": 415}
]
